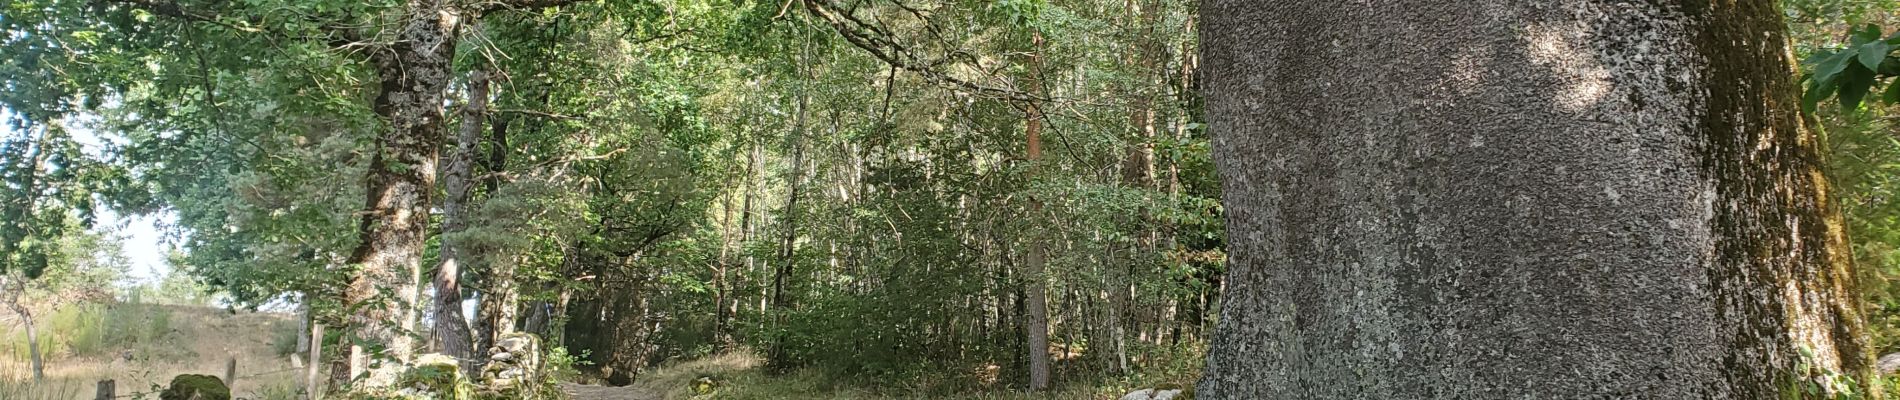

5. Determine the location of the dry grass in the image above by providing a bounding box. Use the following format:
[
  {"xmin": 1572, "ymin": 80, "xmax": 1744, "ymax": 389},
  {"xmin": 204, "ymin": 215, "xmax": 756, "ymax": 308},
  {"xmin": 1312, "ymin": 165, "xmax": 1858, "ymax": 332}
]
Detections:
[{"xmin": 0, "ymin": 303, "xmax": 304, "ymax": 400}]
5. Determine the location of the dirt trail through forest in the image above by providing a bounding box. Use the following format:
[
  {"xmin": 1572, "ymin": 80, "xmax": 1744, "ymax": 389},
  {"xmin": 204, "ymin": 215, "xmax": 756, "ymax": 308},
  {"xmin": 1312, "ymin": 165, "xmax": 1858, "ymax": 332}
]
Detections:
[{"xmin": 560, "ymin": 382, "xmax": 662, "ymax": 400}]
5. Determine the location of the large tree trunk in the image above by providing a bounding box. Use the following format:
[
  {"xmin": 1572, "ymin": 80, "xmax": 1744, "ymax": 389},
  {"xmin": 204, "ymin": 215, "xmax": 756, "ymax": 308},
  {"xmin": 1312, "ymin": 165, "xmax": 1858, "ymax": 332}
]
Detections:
[
  {"xmin": 345, "ymin": 0, "xmax": 459, "ymax": 387},
  {"xmin": 431, "ymin": 68, "xmax": 489, "ymax": 370},
  {"xmin": 1196, "ymin": 1, "xmax": 1872, "ymax": 398}
]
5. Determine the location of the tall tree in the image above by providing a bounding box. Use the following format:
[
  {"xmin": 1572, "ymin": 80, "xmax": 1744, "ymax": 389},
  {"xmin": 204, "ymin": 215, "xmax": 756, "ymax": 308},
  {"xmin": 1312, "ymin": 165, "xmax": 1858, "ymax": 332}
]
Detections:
[
  {"xmin": 432, "ymin": 68, "xmax": 491, "ymax": 369},
  {"xmin": 1198, "ymin": 1, "xmax": 1873, "ymax": 398},
  {"xmin": 1021, "ymin": 30, "xmax": 1053, "ymax": 392}
]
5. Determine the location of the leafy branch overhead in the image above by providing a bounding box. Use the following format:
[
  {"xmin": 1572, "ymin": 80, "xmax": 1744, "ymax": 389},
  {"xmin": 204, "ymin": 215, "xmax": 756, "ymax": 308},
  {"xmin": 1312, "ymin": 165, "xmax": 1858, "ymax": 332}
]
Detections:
[{"xmin": 1803, "ymin": 24, "xmax": 1900, "ymax": 112}]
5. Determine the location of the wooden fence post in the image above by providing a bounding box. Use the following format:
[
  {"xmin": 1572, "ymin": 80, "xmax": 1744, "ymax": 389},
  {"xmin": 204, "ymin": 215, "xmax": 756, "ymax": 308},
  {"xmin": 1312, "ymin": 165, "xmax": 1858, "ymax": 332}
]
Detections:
[
  {"xmin": 225, "ymin": 357, "xmax": 237, "ymax": 388},
  {"xmin": 307, "ymin": 323, "xmax": 324, "ymax": 400},
  {"xmin": 94, "ymin": 379, "xmax": 114, "ymax": 400}
]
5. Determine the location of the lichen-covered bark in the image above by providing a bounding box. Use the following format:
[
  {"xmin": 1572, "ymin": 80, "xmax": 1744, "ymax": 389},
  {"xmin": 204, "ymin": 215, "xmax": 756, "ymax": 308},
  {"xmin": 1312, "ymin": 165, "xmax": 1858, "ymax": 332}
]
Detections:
[
  {"xmin": 1197, "ymin": 1, "xmax": 1870, "ymax": 398},
  {"xmin": 345, "ymin": 0, "xmax": 459, "ymax": 388}
]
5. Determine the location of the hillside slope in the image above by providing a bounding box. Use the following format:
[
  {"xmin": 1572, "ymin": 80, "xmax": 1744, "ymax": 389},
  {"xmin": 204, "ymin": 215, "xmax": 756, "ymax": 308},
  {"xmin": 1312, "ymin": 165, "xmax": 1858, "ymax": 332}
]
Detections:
[{"xmin": 1, "ymin": 303, "xmax": 302, "ymax": 399}]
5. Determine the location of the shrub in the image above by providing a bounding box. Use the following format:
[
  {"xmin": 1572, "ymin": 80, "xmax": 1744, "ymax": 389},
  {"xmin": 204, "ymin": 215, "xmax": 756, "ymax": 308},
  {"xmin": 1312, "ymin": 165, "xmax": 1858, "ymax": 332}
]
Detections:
[
  {"xmin": 160, "ymin": 374, "xmax": 231, "ymax": 400},
  {"xmin": 6, "ymin": 302, "xmax": 177, "ymax": 362},
  {"xmin": 268, "ymin": 320, "xmax": 302, "ymax": 356}
]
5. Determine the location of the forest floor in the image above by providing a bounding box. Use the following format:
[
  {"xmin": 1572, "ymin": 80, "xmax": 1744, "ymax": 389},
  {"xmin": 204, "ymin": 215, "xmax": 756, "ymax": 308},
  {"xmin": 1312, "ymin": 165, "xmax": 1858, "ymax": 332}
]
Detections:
[
  {"xmin": 1, "ymin": 302, "xmax": 1164, "ymax": 400},
  {"xmin": 561, "ymin": 382, "xmax": 661, "ymax": 400},
  {"xmin": 604, "ymin": 351, "xmax": 1140, "ymax": 400}
]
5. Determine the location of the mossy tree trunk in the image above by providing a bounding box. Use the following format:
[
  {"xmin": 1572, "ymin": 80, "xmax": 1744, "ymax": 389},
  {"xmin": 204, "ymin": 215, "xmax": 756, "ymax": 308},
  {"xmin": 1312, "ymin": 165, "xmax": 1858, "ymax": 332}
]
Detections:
[{"xmin": 1197, "ymin": 1, "xmax": 1872, "ymax": 398}]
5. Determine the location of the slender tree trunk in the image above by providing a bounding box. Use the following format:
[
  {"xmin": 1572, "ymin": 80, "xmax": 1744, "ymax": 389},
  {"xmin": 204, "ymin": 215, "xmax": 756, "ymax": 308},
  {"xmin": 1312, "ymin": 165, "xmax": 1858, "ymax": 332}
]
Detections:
[
  {"xmin": 346, "ymin": 0, "xmax": 459, "ymax": 386},
  {"xmin": 1021, "ymin": 31, "xmax": 1053, "ymax": 392},
  {"xmin": 714, "ymin": 159, "xmax": 739, "ymax": 347},
  {"xmin": 742, "ymin": 142, "xmax": 762, "ymax": 327},
  {"xmin": 473, "ymin": 93, "xmax": 514, "ymax": 366},
  {"xmin": 432, "ymin": 68, "xmax": 489, "ymax": 370},
  {"xmin": 477, "ymin": 266, "xmax": 519, "ymax": 353},
  {"xmin": 4, "ymin": 276, "xmax": 43, "ymax": 382},
  {"xmin": 1197, "ymin": 1, "xmax": 1872, "ymax": 398},
  {"xmin": 3, "ymin": 129, "xmax": 51, "ymax": 383},
  {"xmin": 769, "ymin": 83, "xmax": 810, "ymax": 367}
]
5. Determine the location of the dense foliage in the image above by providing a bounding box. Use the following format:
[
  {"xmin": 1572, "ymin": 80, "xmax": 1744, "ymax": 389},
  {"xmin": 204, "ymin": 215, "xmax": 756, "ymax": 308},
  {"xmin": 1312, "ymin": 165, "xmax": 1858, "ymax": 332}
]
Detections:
[{"xmin": 3, "ymin": 0, "xmax": 1900, "ymax": 397}]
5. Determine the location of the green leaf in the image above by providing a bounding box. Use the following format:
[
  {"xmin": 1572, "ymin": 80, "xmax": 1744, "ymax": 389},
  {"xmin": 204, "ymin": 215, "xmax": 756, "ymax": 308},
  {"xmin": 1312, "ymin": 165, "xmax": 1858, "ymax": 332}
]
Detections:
[
  {"xmin": 1859, "ymin": 41, "xmax": 1894, "ymax": 70},
  {"xmin": 1837, "ymin": 65, "xmax": 1877, "ymax": 111},
  {"xmin": 1802, "ymin": 50, "xmax": 1834, "ymax": 66},
  {"xmin": 1883, "ymin": 80, "xmax": 1900, "ymax": 104},
  {"xmin": 1804, "ymin": 76, "xmax": 1839, "ymax": 113},
  {"xmin": 1851, "ymin": 24, "xmax": 1881, "ymax": 46},
  {"xmin": 1812, "ymin": 52, "xmax": 1854, "ymax": 85}
]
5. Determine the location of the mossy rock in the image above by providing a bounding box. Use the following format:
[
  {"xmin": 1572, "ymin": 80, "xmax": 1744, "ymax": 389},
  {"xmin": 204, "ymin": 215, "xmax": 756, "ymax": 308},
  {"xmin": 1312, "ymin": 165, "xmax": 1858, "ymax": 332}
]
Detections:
[
  {"xmin": 398, "ymin": 353, "xmax": 472, "ymax": 399},
  {"xmin": 159, "ymin": 374, "xmax": 231, "ymax": 400},
  {"xmin": 690, "ymin": 375, "xmax": 719, "ymax": 395},
  {"xmin": 1153, "ymin": 383, "xmax": 1195, "ymax": 398}
]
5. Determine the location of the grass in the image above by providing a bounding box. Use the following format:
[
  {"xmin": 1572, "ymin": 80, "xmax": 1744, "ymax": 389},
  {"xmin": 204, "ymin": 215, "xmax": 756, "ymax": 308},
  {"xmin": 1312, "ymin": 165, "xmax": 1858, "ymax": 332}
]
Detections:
[
  {"xmin": 6, "ymin": 302, "xmax": 181, "ymax": 362},
  {"xmin": 0, "ymin": 372, "xmax": 85, "ymax": 400},
  {"xmin": 0, "ymin": 302, "xmax": 304, "ymax": 399}
]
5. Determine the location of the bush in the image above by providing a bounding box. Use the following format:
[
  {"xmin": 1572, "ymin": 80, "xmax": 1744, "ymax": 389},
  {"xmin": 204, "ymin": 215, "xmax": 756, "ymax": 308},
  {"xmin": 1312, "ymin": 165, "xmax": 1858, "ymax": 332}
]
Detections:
[
  {"xmin": 160, "ymin": 374, "xmax": 231, "ymax": 400},
  {"xmin": 268, "ymin": 320, "xmax": 302, "ymax": 356}
]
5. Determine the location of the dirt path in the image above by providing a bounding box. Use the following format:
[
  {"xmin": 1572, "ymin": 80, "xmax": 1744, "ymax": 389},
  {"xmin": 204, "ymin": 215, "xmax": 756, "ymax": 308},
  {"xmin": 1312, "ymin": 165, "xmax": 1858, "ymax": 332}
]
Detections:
[{"xmin": 560, "ymin": 382, "xmax": 662, "ymax": 400}]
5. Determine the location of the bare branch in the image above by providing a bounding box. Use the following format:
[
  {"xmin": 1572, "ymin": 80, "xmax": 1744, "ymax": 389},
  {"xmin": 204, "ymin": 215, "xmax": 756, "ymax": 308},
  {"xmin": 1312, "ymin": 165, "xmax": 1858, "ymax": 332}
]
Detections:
[{"xmin": 493, "ymin": 108, "xmax": 586, "ymax": 121}]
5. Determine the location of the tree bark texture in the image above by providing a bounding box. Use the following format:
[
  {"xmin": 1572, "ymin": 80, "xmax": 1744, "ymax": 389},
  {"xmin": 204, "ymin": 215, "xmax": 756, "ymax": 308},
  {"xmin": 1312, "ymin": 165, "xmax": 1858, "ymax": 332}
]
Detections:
[
  {"xmin": 1022, "ymin": 31, "xmax": 1053, "ymax": 392},
  {"xmin": 1198, "ymin": 1, "xmax": 1870, "ymax": 398},
  {"xmin": 432, "ymin": 68, "xmax": 489, "ymax": 370},
  {"xmin": 346, "ymin": 0, "xmax": 459, "ymax": 387}
]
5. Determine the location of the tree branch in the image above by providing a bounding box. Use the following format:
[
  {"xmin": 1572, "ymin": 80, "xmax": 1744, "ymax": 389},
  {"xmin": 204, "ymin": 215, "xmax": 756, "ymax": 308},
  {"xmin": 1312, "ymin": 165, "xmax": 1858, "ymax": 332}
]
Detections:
[
  {"xmin": 800, "ymin": 0, "xmax": 1044, "ymax": 103},
  {"xmin": 100, "ymin": 0, "xmax": 367, "ymax": 49},
  {"xmin": 478, "ymin": 0, "xmax": 591, "ymax": 15}
]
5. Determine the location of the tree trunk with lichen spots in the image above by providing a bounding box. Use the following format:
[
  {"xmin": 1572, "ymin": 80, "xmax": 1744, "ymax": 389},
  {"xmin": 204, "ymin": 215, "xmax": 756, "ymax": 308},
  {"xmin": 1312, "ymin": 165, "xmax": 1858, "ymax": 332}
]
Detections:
[
  {"xmin": 345, "ymin": 0, "xmax": 459, "ymax": 388},
  {"xmin": 1197, "ymin": 1, "xmax": 1871, "ymax": 398}
]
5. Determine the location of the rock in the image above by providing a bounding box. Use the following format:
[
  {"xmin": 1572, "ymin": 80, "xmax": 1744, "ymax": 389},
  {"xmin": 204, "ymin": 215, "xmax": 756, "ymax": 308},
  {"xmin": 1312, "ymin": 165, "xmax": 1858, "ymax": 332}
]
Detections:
[
  {"xmin": 397, "ymin": 353, "xmax": 470, "ymax": 399},
  {"xmin": 159, "ymin": 374, "xmax": 231, "ymax": 400},
  {"xmin": 1121, "ymin": 388, "xmax": 1185, "ymax": 400},
  {"xmin": 482, "ymin": 332, "xmax": 544, "ymax": 389},
  {"xmin": 1880, "ymin": 352, "xmax": 1900, "ymax": 375},
  {"xmin": 691, "ymin": 375, "xmax": 719, "ymax": 395}
]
